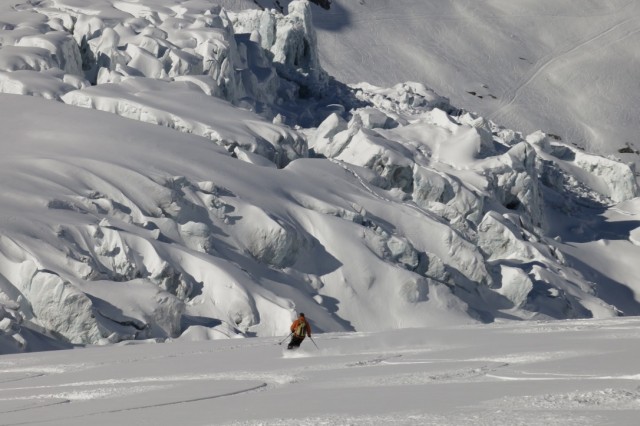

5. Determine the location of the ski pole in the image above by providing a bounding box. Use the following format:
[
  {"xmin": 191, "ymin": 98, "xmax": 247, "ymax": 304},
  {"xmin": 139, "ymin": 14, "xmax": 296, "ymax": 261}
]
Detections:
[
  {"xmin": 309, "ymin": 336, "xmax": 319, "ymax": 350},
  {"xmin": 278, "ymin": 332, "xmax": 293, "ymax": 345}
]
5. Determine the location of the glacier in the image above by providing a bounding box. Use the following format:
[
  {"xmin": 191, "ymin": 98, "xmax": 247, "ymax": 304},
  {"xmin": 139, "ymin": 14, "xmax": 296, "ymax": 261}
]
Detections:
[{"xmin": 0, "ymin": 0, "xmax": 639, "ymax": 353}]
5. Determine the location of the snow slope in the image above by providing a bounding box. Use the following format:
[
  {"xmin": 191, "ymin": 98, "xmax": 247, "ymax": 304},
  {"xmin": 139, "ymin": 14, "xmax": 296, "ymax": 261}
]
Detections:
[
  {"xmin": 0, "ymin": 0, "xmax": 640, "ymax": 353},
  {"xmin": 1, "ymin": 318, "xmax": 640, "ymax": 425},
  {"xmin": 246, "ymin": 0, "xmax": 640, "ymax": 164}
]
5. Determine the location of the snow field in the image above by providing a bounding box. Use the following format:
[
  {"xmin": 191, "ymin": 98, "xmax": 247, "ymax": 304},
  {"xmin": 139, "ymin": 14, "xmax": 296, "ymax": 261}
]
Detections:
[{"xmin": 2, "ymin": 318, "xmax": 640, "ymax": 425}]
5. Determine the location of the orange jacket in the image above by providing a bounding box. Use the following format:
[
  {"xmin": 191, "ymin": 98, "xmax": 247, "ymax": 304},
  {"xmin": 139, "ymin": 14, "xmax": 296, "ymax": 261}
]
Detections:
[{"xmin": 290, "ymin": 317, "xmax": 311, "ymax": 337}]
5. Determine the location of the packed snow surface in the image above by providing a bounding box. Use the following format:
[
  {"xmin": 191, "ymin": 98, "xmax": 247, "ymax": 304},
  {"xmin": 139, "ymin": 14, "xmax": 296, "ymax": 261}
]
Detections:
[
  {"xmin": 1, "ymin": 318, "xmax": 640, "ymax": 425},
  {"xmin": 0, "ymin": 0, "xmax": 639, "ymax": 354}
]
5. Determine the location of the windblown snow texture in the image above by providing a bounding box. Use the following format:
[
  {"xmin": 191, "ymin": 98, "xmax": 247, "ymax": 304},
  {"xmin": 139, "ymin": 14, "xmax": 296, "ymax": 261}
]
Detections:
[{"xmin": 0, "ymin": 0, "xmax": 639, "ymax": 352}]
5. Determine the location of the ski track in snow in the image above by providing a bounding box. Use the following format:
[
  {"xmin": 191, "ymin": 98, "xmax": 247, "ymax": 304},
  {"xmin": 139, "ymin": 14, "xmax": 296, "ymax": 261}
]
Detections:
[
  {"xmin": 45, "ymin": 383, "xmax": 268, "ymax": 420},
  {"xmin": 0, "ymin": 374, "xmax": 46, "ymax": 385},
  {"xmin": 223, "ymin": 413, "xmax": 595, "ymax": 426},
  {"xmin": 0, "ymin": 0, "xmax": 639, "ymax": 355},
  {"xmin": 0, "ymin": 377, "xmax": 268, "ymax": 425},
  {"xmin": 0, "ymin": 399, "xmax": 71, "ymax": 415},
  {"xmin": 488, "ymin": 14, "xmax": 640, "ymax": 123},
  {"xmin": 486, "ymin": 372, "xmax": 640, "ymax": 382},
  {"xmin": 2, "ymin": 320, "xmax": 640, "ymax": 424}
]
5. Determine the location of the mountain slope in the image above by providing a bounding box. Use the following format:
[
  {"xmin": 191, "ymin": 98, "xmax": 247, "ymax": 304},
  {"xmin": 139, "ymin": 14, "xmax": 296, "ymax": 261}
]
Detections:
[
  {"xmin": 246, "ymin": 0, "xmax": 640, "ymax": 164},
  {"xmin": 0, "ymin": 0, "xmax": 639, "ymax": 352}
]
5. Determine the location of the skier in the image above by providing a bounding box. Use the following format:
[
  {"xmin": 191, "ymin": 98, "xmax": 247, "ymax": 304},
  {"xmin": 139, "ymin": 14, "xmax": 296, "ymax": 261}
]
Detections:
[{"xmin": 287, "ymin": 313, "xmax": 311, "ymax": 349}]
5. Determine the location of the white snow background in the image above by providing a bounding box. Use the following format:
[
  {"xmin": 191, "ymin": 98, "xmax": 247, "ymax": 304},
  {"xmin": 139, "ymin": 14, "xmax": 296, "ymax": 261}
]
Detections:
[
  {"xmin": 281, "ymin": 0, "xmax": 640, "ymax": 165},
  {"xmin": 2, "ymin": 318, "xmax": 640, "ymax": 425},
  {"xmin": 0, "ymin": 0, "xmax": 640, "ymax": 423}
]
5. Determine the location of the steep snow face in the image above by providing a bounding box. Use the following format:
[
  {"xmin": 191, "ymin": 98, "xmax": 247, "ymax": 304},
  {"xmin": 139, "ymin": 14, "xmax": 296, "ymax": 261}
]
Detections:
[
  {"xmin": 246, "ymin": 0, "xmax": 640, "ymax": 170},
  {"xmin": 0, "ymin": 0, "xmax": 639, "ymax": 352}
]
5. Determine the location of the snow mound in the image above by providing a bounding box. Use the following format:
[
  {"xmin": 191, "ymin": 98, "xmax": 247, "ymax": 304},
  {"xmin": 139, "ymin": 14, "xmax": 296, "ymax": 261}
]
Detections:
[{"xmin": 62, "ymin": 78, "xmax": 307, "ymax": 167}]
